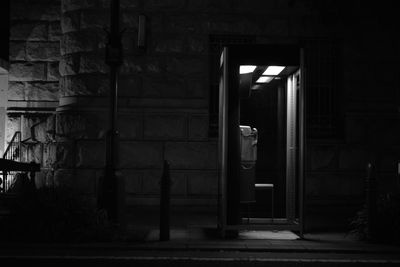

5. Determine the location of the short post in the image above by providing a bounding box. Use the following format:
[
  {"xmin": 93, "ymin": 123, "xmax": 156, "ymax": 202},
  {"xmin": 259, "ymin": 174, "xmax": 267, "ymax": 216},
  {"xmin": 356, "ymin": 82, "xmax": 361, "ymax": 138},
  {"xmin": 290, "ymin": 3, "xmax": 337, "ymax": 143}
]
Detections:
[
  {"xmin": 1, "ymin": 171, "xmax": 6, "ymax": 193},
  {"xmin": 160, "ymin": 160, "xmax": 171, "ymax": 241},
  {"xmin": 29, "ymin": 161, "xmax": 38, "ymax": 191},
  {"xmin": 365, "ymin": 162, "xmax": 377, "ymax": 241}
]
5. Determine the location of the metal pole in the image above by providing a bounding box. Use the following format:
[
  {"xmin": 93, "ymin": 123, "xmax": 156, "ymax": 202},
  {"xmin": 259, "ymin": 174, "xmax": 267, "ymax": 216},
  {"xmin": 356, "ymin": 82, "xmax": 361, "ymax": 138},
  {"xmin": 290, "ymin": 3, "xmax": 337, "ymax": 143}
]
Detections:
[
  {"xmin": 99, "ymin": 0, "xmax": 123, "ymax": 224},
  {"xmin": 160, "ymin": 160, "xmax": 171, "ymax": 241},
  {"xmin": 366, "ymin": 162, "xmax": 377, "ymax": 241}
]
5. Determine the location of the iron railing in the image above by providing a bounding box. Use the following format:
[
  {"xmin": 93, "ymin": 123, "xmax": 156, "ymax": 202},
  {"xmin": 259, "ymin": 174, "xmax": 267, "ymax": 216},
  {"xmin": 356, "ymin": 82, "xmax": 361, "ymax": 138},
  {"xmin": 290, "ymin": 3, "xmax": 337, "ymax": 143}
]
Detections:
[{"xmin": 1, "ymin": 131, "xmax": 22, "ymax": 193}]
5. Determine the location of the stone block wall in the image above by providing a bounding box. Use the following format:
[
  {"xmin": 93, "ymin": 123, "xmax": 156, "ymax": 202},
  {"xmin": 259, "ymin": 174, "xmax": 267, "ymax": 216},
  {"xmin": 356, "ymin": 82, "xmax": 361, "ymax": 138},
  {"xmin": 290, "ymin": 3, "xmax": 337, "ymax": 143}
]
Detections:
[
  {"xmin": 54, "ymin": 0, "xmax": 221, "ymax": 208},
  {"xmin": 6, "ymin": 0, "xmax": 61, "ymax": 192},
  {"xmin": 9, "ymin": 0, "xmax": 61, "ymax": 103},
  {"xmin": 304, "ymin": 4, "xmax": 400, "ymax": 229}
]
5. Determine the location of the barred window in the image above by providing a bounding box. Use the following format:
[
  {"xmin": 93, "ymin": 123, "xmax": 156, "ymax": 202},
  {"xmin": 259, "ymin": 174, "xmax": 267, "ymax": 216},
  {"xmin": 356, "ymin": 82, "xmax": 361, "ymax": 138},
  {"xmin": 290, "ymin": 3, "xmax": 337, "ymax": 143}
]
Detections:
[{"xmin": 303, "ymin": 39, "xmax": 343, "ymax": 139}]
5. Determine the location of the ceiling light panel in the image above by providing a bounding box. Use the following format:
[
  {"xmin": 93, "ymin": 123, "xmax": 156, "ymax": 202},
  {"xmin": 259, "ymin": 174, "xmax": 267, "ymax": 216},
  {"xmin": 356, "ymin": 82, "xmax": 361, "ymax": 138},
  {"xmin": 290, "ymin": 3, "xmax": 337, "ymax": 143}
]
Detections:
[
  {"xmin": 240, "ymin": 65, "xmax": 257, "ymax": 74},
  {"xmin": 262, "ymin": 66, "xmax": 285, "ymax": 76},
  {"xmin": 256, "ymin": 76, "xmax": 273, "ymax": 83}
]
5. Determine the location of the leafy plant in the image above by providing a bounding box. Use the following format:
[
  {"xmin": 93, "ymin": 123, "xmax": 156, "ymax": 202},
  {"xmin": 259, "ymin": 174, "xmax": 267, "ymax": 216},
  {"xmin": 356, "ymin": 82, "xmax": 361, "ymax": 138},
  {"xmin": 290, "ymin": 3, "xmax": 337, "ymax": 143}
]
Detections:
[
  {"xmin": 349, "ymin": 192, "xmax": 400, "ymax": 245},
  {"xmin": 348, "ymin": 204, "xmax": 368, "ymax": 240}
]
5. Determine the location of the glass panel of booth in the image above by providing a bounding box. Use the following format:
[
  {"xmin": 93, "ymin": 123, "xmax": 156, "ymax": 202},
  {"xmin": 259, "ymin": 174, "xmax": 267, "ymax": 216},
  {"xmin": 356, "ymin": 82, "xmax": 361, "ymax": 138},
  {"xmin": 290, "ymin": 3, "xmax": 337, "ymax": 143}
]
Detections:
[
  {"xmin": 217, "ymin": 45, "xmax": 304, "ymax": 236},
  {"xmin": 218, "ymin": 47, "xmax": 228, "ymax": 235}
]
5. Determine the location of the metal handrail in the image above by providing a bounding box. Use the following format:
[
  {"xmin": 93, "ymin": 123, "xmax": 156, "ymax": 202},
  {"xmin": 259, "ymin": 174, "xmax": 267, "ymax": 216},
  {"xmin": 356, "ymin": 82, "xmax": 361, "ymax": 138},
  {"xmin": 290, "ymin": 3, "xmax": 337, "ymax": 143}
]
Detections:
[
  {"xmin": 3, "ymin": 131, "xmax": 21, "ymax": 161},
  {"xmin": 1, "ymin": 131, "xmax": 22, "ymax": 193}
]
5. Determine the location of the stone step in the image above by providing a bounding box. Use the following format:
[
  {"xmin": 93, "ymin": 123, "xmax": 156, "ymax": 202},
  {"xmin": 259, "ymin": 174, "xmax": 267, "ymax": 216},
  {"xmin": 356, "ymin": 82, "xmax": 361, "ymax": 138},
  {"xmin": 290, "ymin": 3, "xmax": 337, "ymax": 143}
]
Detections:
[{"xmin": 1, "ymin": 251, "xmax": 399, "ymax": 267}]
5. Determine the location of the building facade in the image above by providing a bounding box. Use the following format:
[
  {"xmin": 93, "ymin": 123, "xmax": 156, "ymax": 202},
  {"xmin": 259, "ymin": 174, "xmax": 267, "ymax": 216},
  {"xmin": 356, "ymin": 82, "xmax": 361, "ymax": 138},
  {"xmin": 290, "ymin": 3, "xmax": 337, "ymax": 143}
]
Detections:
[{"xmin": 3, "ymin": 0, "xmax": 400, "ymax": 231}]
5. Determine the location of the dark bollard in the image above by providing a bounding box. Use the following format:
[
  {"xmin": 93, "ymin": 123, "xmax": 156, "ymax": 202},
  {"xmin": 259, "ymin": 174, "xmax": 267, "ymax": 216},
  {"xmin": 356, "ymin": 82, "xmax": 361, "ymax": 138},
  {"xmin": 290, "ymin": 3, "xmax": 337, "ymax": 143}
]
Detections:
[
  {"xmin": 160, "ymin": 160, "xmax": 171, "ymax": 241},
  {"xmin": 365, "ymin": 163, "xmax": 377, "ymax": 241}
]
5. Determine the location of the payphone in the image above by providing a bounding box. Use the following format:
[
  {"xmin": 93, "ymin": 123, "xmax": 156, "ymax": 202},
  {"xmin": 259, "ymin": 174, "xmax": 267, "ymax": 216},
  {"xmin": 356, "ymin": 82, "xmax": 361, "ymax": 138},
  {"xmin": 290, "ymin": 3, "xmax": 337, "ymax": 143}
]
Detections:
[{"xmin": 239, "ymin": 125, "xmax": 258, "ymax": 203}]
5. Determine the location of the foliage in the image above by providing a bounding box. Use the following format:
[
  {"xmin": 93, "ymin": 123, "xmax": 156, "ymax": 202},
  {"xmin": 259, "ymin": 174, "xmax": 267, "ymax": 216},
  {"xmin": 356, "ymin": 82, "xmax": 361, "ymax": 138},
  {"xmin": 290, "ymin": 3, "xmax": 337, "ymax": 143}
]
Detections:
[
  {"xmin": 349, "ymin": 204, "xmax": 368, "ymax": 240},
  {"xmin": 349, "ymin": 192, "xmax": 400, "ymax": 245}
]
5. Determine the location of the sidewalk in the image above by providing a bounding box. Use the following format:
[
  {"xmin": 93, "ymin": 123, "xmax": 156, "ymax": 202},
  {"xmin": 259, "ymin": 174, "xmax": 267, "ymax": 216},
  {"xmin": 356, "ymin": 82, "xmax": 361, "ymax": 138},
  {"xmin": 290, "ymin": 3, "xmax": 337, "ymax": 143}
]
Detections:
[
  {"xmin": 2, "ymin": 203, "xmax": 400, "ymax": 265},
  {"xmin": 1, "ymin": 229, "xmax": 400, "ymax": 266}
]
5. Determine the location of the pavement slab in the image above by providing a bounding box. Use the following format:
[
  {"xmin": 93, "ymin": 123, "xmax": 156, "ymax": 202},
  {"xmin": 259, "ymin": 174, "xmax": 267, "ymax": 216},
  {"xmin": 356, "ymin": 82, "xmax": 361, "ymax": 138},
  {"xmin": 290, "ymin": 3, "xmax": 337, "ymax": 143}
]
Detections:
[{"xmin": 1, "ymin": 230, "xmax": 400, "ymax": 266}]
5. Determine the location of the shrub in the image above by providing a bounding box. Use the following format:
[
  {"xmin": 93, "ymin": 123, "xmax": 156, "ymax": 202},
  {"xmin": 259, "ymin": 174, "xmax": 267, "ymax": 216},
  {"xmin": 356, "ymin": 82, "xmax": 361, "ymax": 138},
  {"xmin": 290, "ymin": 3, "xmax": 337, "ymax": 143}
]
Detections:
[{"xmin": 349, "ymin": 192, "xmax": 400, "ymax": 245}]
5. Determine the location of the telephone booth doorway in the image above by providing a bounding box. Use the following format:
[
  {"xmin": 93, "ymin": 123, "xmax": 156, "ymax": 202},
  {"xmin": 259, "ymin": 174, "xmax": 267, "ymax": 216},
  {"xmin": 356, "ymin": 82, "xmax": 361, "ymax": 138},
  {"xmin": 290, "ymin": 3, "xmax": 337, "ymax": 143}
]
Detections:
[{"xmin": 217, "ymin": 44, "xmax": 305, "ymax": 237}]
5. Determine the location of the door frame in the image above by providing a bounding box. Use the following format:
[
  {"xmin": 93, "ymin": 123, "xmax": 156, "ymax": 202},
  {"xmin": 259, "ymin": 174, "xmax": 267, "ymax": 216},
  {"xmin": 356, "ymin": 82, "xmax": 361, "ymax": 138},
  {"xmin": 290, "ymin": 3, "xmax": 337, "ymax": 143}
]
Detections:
[{"xmin": 217, "ymin": 44, "xmax": 305, "ymax": 236}]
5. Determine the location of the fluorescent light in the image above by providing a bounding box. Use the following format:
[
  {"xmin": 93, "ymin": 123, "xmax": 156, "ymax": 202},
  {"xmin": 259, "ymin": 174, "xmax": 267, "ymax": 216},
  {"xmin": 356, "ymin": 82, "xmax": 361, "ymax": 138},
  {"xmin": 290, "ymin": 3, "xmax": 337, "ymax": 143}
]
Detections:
[
  {"xmin": 240, "ymin": 65, "xmax": 257, "ymax": 74},
  {"xmin": 262, "ymin": 66, "xmax": 285, "ymax": 76},
  {"xmin": 251, "ymin": 84, "xmax": 263, "ymax": 90},
  {"xmin": 256, "ymin": 76, "xmax": 273, "ymax": 83}
]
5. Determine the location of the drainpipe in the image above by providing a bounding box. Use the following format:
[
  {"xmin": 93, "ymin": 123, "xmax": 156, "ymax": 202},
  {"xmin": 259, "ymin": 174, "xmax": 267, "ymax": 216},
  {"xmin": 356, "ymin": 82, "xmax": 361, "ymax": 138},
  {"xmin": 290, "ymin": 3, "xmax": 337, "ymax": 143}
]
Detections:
[{"xmin": 100, "ymin": 0, "xmax": 123, "ymax": 224}]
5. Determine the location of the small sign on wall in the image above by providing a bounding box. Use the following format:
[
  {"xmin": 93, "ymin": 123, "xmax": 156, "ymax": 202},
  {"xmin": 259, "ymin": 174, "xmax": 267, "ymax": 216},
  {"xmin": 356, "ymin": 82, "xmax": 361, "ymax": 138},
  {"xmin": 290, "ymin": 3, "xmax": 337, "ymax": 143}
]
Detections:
[{"xmin": 138, "ymin": 15, "xmax": 146, "ymax": 49}]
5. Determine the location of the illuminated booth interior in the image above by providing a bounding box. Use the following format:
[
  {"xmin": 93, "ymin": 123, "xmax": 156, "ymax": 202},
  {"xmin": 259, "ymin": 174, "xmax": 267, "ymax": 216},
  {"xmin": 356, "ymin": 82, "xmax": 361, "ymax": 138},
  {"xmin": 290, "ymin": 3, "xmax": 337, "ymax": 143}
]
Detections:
[{"xmin": 218, "ymin": 45, "xmax": 305, "ymax": 237}]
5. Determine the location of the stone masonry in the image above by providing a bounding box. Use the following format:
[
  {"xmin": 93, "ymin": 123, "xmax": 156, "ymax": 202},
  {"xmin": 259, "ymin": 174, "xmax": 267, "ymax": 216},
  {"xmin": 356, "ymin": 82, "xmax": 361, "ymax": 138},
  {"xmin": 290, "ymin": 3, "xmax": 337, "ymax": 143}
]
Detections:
[
  {"xmin": 56, "ymin": 0, "xmax": 216, "ymax": 209},
  {"xmin": 8, "ymin": 0, "xmax": 61, "ymax": 189}
]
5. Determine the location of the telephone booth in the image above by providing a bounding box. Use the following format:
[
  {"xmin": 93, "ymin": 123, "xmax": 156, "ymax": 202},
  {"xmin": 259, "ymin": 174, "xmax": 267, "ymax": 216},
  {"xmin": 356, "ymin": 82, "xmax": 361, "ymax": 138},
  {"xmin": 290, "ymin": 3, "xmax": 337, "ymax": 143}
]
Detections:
[{"xmin": 218, "ymin": 44, "xmax": 305, "ymax": 237}]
